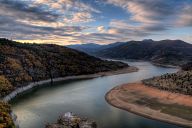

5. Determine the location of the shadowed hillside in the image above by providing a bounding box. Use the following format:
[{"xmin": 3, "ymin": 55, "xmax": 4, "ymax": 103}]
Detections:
[
  {"xmin": 94, "ymin": 40, "xmax": 192, "ymax": 66},
  {"xmin": 67, "ymin": 42, "xmax": 126, "ymax": 55}
]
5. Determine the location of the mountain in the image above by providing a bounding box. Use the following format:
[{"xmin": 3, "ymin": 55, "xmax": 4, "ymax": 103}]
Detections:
[
  {"xmin": 66, "ymin": 42, "xmax": 126, "ymax": 55},
  {"xmin": 96, "ymin": 40, "xmax": 192, "ymax": 66},
  {"xmin": 0, "ymin": 38, "xmax": 128, "ymax": 97},
  {"xmin": 67, "ymin": 43, "xmax": 102, "ymax": 55}
]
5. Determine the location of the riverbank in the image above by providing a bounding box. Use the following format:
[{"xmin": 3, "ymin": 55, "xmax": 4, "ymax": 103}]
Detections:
[
  {"xmin": 106, "ymin": 83, "xmax": 192, "ymax": 128},
  {"xmin": 2, "ymin": 66, "xmax": 138, "ymax": 102},
  {"xmin": 102, "ymin": 57, "xmax": 181, "ymax": 68},
  {"xmin": 151, "ymin": 62, "xmax": 179, "ymax": 68}
]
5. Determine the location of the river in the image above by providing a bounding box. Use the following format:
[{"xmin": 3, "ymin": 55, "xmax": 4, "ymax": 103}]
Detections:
[{"xmin": 11, "ymin": 61, "xmax": 181, "ymax": 128}]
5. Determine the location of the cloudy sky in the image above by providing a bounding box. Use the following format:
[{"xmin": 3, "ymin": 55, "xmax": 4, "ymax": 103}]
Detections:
[{"xmin": 0, "ymin": 0, "xmax": 192, "ymax": 45}]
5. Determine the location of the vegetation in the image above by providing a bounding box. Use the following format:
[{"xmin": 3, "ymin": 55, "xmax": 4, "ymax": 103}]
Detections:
[
  {"xmin": 182, "ymin": 62, "xmax": 192, "ymax": 71},
  {"xmin": 45, "ymin": 112, "xmax": 97, "ymax": 128},
  {"xmin": 143, "ymin": 62, "xmax": 192, "ymax": 95},
  {"xmin": 0, "ymin": 101, "xmax": 15, "ymax": 128},
  {"xmin": 0, "ymin": 38, "xmax": 128, "ymax": 97},
  {"xmin": 0, "ymin": 76, "xmax": 14, "ymax": 98},
  {"xmin": 95, "ymin": 40, "xmax": 192, "ymax": 66}
]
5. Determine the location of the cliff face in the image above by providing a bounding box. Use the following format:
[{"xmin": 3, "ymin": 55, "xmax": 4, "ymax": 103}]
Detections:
[{"xmin": 0, "ymin": 39, "xmax": 128, "ymax": 97}]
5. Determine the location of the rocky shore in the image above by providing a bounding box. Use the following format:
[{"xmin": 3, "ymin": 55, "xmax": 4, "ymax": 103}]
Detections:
[
  {"xmin": 45, "ymin": 112, "xmax": 97, "ymax": 128},
  {"xmin": 10, "ymin": 112, "xmax": 19, "ymax": 128},
  {"xmin": 2, "ymin": 66, "xmax": 137, "ymax": 102}
]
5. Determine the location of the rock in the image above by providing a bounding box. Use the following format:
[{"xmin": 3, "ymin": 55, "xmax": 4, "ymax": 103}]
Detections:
[{"xmin": 45, "ymin": 112, "xmax": 97, "ymax": 128}]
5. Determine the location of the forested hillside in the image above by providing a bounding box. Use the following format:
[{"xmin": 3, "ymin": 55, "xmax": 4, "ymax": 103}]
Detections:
[
  {"xmin": 0, "ymin": 38, "xmax": 128, "ymax": 97},
  {"xmin": 96, "ymin": 40, "xmax": 192, "ymax": 66},
  {"xmin": 143, "ymin": 62, "xmax": 192, "ymax": 95}
]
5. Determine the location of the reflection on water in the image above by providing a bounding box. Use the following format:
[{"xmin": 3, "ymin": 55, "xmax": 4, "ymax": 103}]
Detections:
[{"xmin": 11, "ymin": 61, "xmax": 181, "ymax": 128}]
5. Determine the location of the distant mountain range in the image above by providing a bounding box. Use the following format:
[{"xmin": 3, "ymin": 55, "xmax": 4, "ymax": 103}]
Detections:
[
  {"xmin": 67, "ymin": 43, "xmax": 102, "ymax": 55},
  {"xmin": 67, "ymin": 42, "xmax": 126, "ymax": 55},
  {"xmin": 67, "ymin": 39, "xmax": 192, "ymax": 66}
]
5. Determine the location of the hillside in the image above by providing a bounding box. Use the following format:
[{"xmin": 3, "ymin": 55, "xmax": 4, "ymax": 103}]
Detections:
[
  {"xmin": 67, "ymin": 42, "xmax": 126, "ymax": 55},
  {"xmin": 0, "ymin": 38, "xmax": 128, "ymax": 98},
  {"xmin": 0, "ymin": 101, "xmax": 15, "ymax": 128},
  {"xmin": 143, "ymin": 62, "xmax": 192, "ymax": 95},
  {"xmin": 67, "ymin": 43, "xmax": 102, "ymax": 55},
  {"xmin": 96, "ymin": 40, "xmax": 192, "ymax": 66}
]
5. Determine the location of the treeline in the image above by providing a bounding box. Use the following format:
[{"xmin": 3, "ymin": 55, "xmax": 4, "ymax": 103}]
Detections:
[
  {"xmin": 0, "ymin": 38, "xmax": 128, "ymax": 97},
  {"xmin": 143, "ymin": 62, "xmax": 192, "ymax": 95}
]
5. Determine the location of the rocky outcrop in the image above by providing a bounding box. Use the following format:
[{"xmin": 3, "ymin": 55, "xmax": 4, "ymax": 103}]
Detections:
[
  {"xmin": 45, "ymin": 112, "xmax": 97, "ymax": 128},
  {"xmin": 10, "ymin": 112, "xmax": 19, "ymax": 128}
]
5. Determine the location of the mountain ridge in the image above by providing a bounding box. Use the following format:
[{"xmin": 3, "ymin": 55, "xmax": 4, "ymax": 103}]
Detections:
[
  {"xmin": 68, "ymin": 39, "xmax": 192, "ymax": 66},
  {"xmin": 66, "ymin": 42, "xmax": 126, "ymax": 55}
]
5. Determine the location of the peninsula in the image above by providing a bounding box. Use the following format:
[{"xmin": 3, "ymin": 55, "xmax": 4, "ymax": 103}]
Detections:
[{"xmin": 106, "ymin": 62, "xmax": 192, "ymax": 127}]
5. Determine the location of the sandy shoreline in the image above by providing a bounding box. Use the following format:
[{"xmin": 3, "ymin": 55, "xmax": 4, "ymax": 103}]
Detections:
[
  {"xmin": 2, "ymin": 66, "xmax": 138, "ymax": 102},
  {"xmin": 106, "ymin": 83, "xmax": 192, "ymax": 128}
]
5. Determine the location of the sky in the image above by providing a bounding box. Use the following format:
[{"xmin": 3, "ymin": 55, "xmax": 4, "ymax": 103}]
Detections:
[{"xmin": 0, "ymin": 0, "xmax": 192, "ymax": 45}]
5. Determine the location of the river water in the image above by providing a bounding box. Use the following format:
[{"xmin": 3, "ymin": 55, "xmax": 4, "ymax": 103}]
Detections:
[{"xmin": 11, "ymin": 61, "xmax": 181, "ymax": 128}]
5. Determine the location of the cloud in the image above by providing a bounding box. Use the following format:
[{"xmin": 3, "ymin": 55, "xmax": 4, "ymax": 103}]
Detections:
[
  {"xmin": 77, "ymin": 33, "xmax": 123, "ymax": 44},
  {"xmin": 177, "ymin": 5, "xmax": 192, "ymax": 26},
  {"xmin": 77, "ymin": 20, "xmax": 152, "ymax": 44},
  {"xmin": 0, "ymin": 0, "xmax": 100, "ymax": 44},
  {"xmin": 106, "ymin": 0, "xmax": 192, "ymax": 29},
  {"xmin": 0, "ymin": 0, "xmax": 59, "ymax": 23},
  {"xmin": 97, "ymin": 26, "xmax": 106, "ymax": 33},
  {"xmin": 106, "ymin": 0, "xmax": 178, "ymax": 23},
  {"xmin": 0, "ymin": 14, "xmax": 87, "ymax": 41},
  {"xmin": 64, "ymin": 12, "xmax": 95, "ymax": 23},
  {"xmin": 0, "ymin": 0, "xmax": 101, "ymax": 25},
  {"xmin": 0, "ymin": 0, "xmax": 191, "ymax": 44},
  {"xmin": 108, "ymin": 19, "xmax": 163, "ymax": 36}
]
